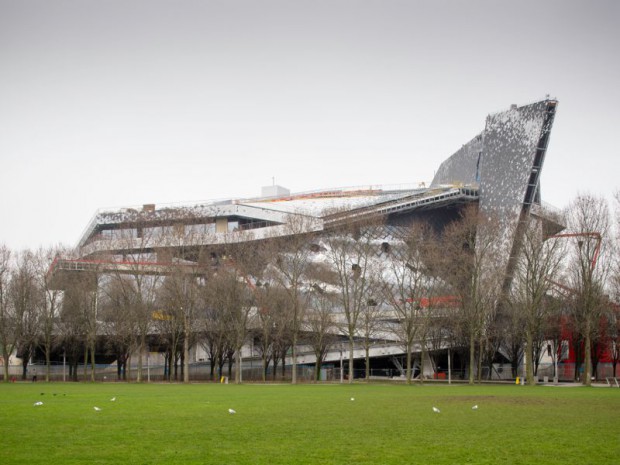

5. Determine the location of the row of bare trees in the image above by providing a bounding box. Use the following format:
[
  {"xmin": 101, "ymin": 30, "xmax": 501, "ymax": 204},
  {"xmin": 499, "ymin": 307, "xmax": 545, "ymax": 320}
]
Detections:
[
  {"xmin": 1, "ymin": 192, "xmax": 619, "ymax": 385},
  {"xmin": 0, "ymin": 247, "xmax": 66, "ymax": 382}
]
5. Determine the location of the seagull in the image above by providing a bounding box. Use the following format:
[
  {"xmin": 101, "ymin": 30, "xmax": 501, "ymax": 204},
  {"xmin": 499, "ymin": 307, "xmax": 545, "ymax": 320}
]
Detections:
[
  {"xmin": 228, "ymin": 408, "xmax": 236, "ymax": 414},
  {"xmin": 472, "ymin": 405, "xmax": 478, "ymax": 410},
  {"xmin": 432, "ymin": 407, "xmax": 441, "ymax": 413},
  {"xmin": 94, "ymin": 406, "xmax": 101, "ymax": 411},
  {"xmin": 34, "ymin": 401, "xmax": 43, "ymax": 406},
  {"xmin": 110, "ymin": 397, "xmax": 116, "ymax": 402},
  {"xmin": 350, "ymin": 397, "xmax": 355, "ymax": 401}
]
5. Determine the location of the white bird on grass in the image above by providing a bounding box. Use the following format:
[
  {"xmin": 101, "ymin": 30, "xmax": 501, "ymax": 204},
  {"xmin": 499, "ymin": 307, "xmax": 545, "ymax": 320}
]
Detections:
[
  {"xmin": 432, "ymin": 407, "xmax": 441, "ymax": 413},
  {"xmin": 228, "ymin": 408, "xmax": 236, "ymax": 414},
  {"xmin": 110, "ymin": 397, "xmax": 116, "ymax": 402},
  {"xmin": 472, "ymin": 405, "xmax": 478, "ymax": 410},
  {"xmin": 350, "ymin": 397, "xmax": 355, "ymax": 401},
  {"xmin": 34, "ymin": 401, "xmax": 43, "ymax": 406},
  {"xmin": 94, "ymin": 406, "xmax": 101, "ymax": 411}
]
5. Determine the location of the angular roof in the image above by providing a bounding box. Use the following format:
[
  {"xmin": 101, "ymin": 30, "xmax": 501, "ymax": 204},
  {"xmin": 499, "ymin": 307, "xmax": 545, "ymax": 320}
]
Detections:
[{"xmin": 76, "ymin": 99, "xmax": 561, "ymax": 266}]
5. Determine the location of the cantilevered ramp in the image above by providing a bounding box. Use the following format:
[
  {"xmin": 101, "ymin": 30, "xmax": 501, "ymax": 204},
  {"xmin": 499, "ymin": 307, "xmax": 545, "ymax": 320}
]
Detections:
[{"xmin": 47, "ymin": 258, "xmax": 207, "ymax": 290}]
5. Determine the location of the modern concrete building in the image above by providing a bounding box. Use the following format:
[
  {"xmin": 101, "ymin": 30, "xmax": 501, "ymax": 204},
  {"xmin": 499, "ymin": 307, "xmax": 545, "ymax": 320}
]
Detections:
[{"xmin": 47, "ymin": 98, "xmax": 563, "ymax": 381}]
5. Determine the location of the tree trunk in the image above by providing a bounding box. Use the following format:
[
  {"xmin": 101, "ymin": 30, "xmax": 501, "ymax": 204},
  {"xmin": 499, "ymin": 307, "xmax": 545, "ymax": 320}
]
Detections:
[
  {"xmin": 235, "ymin": 350, "xmax": 241, "ymax": 384},
  {"xmin": 573, "ymin": 339, "xmax": 581, "ymax": 381},
  {"xmin": 83, "ymin": 346, "xmax": 88, "ymax": 379},
  {"xmin": 2, "ymin": 355, "xmax": 9, "ymax": 383},
  {"xmin": 137, "ymin": 333, "xmax": 145, "ymax": 382},
  {"xmin": 45, "ymin": 342, "xmax": 51, "ymax": 382},
  {"xmin": 419, "ymin": 345, "xmax": 426, "ymax": 385},
  {"xmin": 477, "ymin": 338, "xmax": 483, "ymax": 383},
  {"xmin": 180, "ymin": 350, "xmax": 185, "ymax": 380},
  {"xmin": 291, "ymin": 334, "xmax": 298, "ymax": 385},
  {"xmin": 469, "ymin": 332, "xmax": 475, "ymax": 385},
  {"xmin": 218, "ymin": 356, "xmax": 225, "ymax": 380},
  {"xmin": 584, "ymin": 329, "xmax": 592, "ymax": 386},
  {"xmin": 2, "ymin": 349, "xmax": 10, "ymax": 382},
  {"xmin": 406, "ymin": 347, "xmax": 412, "ymax": 384},
  {"xmin": 526, "ymin": 332, "xmax": 535, "ymax": 386},
  {"xmin": 271, "ymin": 356, "xmax": 278, "ymax": 381},
  {"xmin": 314, "ymin": 356, "xmax": 321, "ymax": 382},
  {"xmin": 90, "ymin": 340, "xmax": 96, "ymax": 382},
  {"xmin": 183, "ymin": 329, "xmax": 190, "ymax": 383},
  {"xmin": 348, "ymin": 337, "xmax": 354, "ymax": 384}
]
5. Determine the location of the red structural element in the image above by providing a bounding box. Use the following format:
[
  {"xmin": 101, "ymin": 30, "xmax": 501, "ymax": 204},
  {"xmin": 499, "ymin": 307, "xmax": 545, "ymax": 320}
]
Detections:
[
  {"xmin": 400, "ymin": 295, "xmax": 461, "ymax": 309},
  {"xmin": 546, "ymin": 232, "xmax": 602, "ymax": 270},
  {"xmin": 545, "ymin": 232, "xmax": 618, "ymax": 371},
  {"xmin": 545, "ymin": 232, "xmax": 602, "ymax": 296},
  {"xmin": 558, "ymin": 313, "xmax": 617, "ymax": 364}
]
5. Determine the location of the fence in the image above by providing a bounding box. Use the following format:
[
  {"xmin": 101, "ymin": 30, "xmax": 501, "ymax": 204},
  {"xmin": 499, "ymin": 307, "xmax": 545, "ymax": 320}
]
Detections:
[
  {"xmin": 534, "ymin": 362, "xmax": 619, "ymax": 382},
  {"xmin": 2, "ymin": 361, "xmax": 334, "ymax": 383},
  {"xmin": 4, "ymin": 361, "xmax": 617, "ymax": 383}
]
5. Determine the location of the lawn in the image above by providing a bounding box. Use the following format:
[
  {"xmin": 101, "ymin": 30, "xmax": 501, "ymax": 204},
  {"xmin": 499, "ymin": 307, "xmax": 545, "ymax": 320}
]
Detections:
[{"xmin": 0, "ymin": 382, "xmax": 618, "ymax": 464}]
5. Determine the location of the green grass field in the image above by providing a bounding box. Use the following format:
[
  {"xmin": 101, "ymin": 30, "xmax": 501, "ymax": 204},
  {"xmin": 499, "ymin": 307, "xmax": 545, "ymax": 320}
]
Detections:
[{"xmin": 1, "ymin": 382, "xmax": 618, "ymax": 464}]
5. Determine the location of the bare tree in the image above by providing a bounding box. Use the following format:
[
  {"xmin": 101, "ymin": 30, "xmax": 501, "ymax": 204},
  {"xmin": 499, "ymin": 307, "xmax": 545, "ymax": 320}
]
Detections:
[
  {"xmin": 381, "ymin": 224, "xmax": 437, "ymax": 383},
  {"xmin": 510, "ymin": 220, "xmax": 565, "ymax": 384},
  {"xmin": 438, "ymin": 206, "xmax": 504, "ymax": 384},
  {"xmin": 201, "ymin": 297, "xmax": 225, "ymax": 381},
  {"xmin": 498, "ymin": 297, "xmax": 526, "ymax": 378},
  {"xmin": 35, "ymin": 246, "xmax": 65, "ymax": 382},
  {"xmin": 10, "ymin": 249, "xmax": 42, "ymax": 380},
  {"xmin": 305, "ymin": 286, "xmax": 338, "ymax": 381},
  {"xmin": 155, "ymin": 275, "xmax": 189, "ymax": 382},
  {"xmin": 610, "ymin": 304, "xmax": 620, "ymax": 378},
  {"xmin": 324, "ymin": 218, "xmax": 384, "ymax": 383},
  {"xmin": 265, "ymin": 215, "xmax": 316, "ymax": 384},
  {"xmin": 211, "ymin": 268, "xmax": 252, "ymax": 383},
  {"xmin": 161, "ymin": 268, "xmax": 203, "ymax": 383},
  {"xmin": 102, "ymin": 220, "xmax": 167, "ymax": 383},
  {"xmin": 565, "ymin": 194, "xmax": 611, "ymax": 385},
  {"xmin": 204, "ymin": 241, "xmax": 255, "ymax": 384},
  {"xmin": 100, "ymin": 275, "xmax": 138, "ymax": 380},
  {"xmin": 201, "ymin": 288, "xmax": 232, "ymax": 382},
  {"xmin": 610, "ymin": 190, "xmax": 620, "ymax": 377},
  {"xmin": 253, "ymin": 284, "xmax": 287, "ymax": 382},
  {"xmin": 270, "ymin": 297, "xmax": 293, "ymax": 381},
  {"xmin": 358, "ymin": 295, "xmax": 384, "ymax": 381},
  {"xmin": 59, "ymin": 271, "xmax": 98, "ymax": 381},
  {"xmin": 0, "ymin": 245, "xmax": 15, "ymax": 382}
]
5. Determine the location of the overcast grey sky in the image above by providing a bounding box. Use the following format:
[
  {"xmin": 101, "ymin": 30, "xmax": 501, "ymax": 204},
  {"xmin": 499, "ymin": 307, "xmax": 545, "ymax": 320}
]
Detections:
[{"xmin": 1, "ymin": 0, "xmax": 618, "ymax": 250}]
